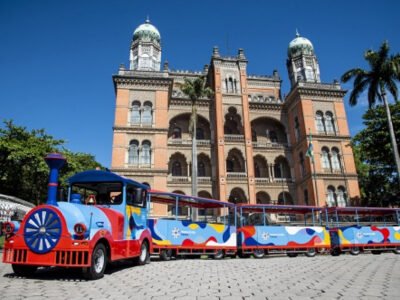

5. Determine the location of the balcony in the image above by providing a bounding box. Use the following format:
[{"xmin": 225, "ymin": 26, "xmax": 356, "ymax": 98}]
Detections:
[
  {"xmin": 168, "ymin": 139, "xmax": 211, "ymax": 146},
  {"xmin": 224, "ymin": 135, "xmax": 245, "ymax": 143},
  {"xmin": 255, "ymin": 177, "xmax": 294, "ymax": 185},
  {"xmin": 226, "ymin": 172, "xmax": 247, "ymax": 182},
  {"xmin": 252, "ymin": 142, "xmax": 288, "ymax": 149},
  {"xmin": 167, "ymin": 176, "xmax": 212, "ymax": 185}
]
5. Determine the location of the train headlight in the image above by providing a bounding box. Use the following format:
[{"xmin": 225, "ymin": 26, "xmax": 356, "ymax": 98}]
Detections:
[
  {"xmin": 3, "ymin": 222, "xmax": 15, "ymax": 236},
  {"xmin": 73, "ymin": 223, "xmax": 87, "ymax": 237}
]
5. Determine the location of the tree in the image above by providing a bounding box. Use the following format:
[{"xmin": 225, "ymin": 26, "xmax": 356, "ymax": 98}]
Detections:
[
  {"xmin": 180, "ymin": 77, "xmax": 213, "ymax": 197},
  {"xmin": 341, "ymin": 41, "xmax": 400, "ymax": 187},
  {"xmin": 0, "ymin": 120, "xmax": 103, "ymax": 204},
  {"xmin": 352, "ymin": 102, "xmax": 400, "ymax": 206}
]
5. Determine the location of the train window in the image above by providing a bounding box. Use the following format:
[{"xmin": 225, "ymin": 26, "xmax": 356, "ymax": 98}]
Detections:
[
  {"xmin": 70, "ymin": 182, "xmax": 123, "ymax": 205},
  {"xmin": 126, "ymin": 186, "xmax": 146, "ymax": 208}
]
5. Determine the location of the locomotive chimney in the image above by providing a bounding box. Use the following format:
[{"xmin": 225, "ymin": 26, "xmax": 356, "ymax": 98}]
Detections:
[{"xmin": 44, "ymin": 153, "xmax": 66, "ymax": 206}]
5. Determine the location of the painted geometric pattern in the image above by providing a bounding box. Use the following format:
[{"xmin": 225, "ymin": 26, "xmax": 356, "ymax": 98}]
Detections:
[
  {"xmin": 148, "ymin": 219, "xmax": 236, "ymax": 247},
  {"xmin": 338, "ymin": 226, "xmax": 400, "ymax": 245},
  {"xmin": 126, "ymin": 206, "xmax": 147, "ymax": 240},
  {"xmin": 239, "ymin": 226, "xmax": 330, "ymax": 247}
]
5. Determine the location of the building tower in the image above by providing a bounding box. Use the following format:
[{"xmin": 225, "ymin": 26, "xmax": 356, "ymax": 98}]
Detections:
[
  {"xmin": 286, "ymin": 31, "xmax": 321, "ymax": 87},
  {"xmin": 129, "ymin": 18, "xmax": 161, "ymax": 71},
  {"xmin": 285, "ymin": 33, "xmax": 360, "ymax": 207}
]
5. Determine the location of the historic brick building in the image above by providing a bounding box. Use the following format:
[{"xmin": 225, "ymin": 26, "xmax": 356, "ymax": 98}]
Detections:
[{"xmin": 111, "ymin": 20, "xmax": 360, "ymax": 215}]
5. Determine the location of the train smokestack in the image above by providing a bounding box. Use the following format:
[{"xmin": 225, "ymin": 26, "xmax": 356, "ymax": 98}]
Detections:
[{"xmin": 45, "ymin": 153, "xmax": 66, "ymax": 206}]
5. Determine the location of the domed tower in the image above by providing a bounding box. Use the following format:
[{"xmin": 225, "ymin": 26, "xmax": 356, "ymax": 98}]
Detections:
[
  {"xmin": 286, "ymin": 31, "xmax": 320, "ymax": 88},
  {"xmin": 129, "ymin": 18, "xmax": 161, "ymax": 71}
]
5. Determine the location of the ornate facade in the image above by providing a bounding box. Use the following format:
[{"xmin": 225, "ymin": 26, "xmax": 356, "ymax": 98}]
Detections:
[{"xmin": 111, "ymin": 20, "xmax": 360, "ymax": 215}]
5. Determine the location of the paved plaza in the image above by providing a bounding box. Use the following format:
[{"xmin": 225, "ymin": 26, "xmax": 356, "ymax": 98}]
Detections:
[{"xmin": 0, "ymin": 253, "xmax": 399, "ymax": 299}]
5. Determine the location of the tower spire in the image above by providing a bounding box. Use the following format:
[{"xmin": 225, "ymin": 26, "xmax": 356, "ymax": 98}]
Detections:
[{"xmin": 295, "ymin": 28, "xmax": 300, "ymax": 37}]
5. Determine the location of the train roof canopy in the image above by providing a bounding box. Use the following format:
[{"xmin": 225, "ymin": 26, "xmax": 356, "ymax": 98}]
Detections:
[
  {"xmin": 237, "ymin": 204, "xmax": 322, "ymax": 214},
  {"xmin": 326, "ymin": 206, "xmax": 400, "ymax": 216},
  {"xmin": 68, "ymin": 170, "xmax": 148, "ymax": 189},
  {"xmin": 149, "ymin": 190, "xmax": 235, "ymax": 209}
]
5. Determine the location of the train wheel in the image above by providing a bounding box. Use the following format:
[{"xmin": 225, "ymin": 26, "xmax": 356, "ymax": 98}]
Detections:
[
  {"xmin": 393, "ymin": 247, "xmax": 400, "ymax": 254},
  {"xmin": 83, "ymin": 243, "xmax": 107, "ymax": 280},
  {"xmin": 330, "ymin": 248, "xmax": 341, "ymax": 256},
  {"xmin": 253, "ymin": 249, "xmax": 265, "ymax": 259},
  {"xmin": 350, "ymin": 247, "xmax": 360, "ymax": 256},
  {"xmin": 134, "ymin": 241, "xmax": 150, "ymax": 266},
  {"xmin": 213, "ymin": 250, "xmax": 225, "ymax": 260},
  {"xmin": 287, "ymin": 253, "xmax": 298, "ymax": 258},
  {"xmin": 160, "ymin": 249, "xmax": 173, "ymax": 261},
  {"xmin": 371, "ymin": 250, "xmax": 382, "ymax": 255},
  {"xmin": 12, "ymin": 264, "xmax": 38, "ymax": 277},
  {"xmin": 305, "ymin": 248, "xmax": 317, "ymax": 257}
]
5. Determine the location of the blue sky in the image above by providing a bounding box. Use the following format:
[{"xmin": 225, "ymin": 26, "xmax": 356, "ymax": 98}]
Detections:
[{"xmin": 1, "ymin": 0, "xmax": 399, "ymax": 167}]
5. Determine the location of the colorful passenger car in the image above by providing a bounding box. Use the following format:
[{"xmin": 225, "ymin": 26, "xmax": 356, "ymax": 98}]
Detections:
[
  {"xmin": 148, "ymin": 191, "xmax": 237, "ymax": 259},
  {"xmin": 326, "ymin": 207, "xmax": 400, "ymax": 255},
  {"xmin": 237, "ymin": 204, "xmax": 331, "ymax": 258},
  {"xmin": 2, "ymin": 153, "xmax": 152, "ymax": 279}
]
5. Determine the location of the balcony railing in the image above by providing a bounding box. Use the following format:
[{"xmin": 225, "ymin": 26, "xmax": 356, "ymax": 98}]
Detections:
[
  {"xmin": 168, "ymin": 176, "xmax": 190, "ymax": 183},
  {"xmin": 168, "ymin": 139, "xmax": 211, "ymax": 146},
  {"xmin": 224, "ymin": 135, "xmax": 245, "ymax": 142},
  {"xmin": 252, "ymin": 142, "xmax": 288, "ymax": 149},
  {"xmin": 255, "ymin": 177, "xmax": 294, "ymax": 184},
  {"xmin": 167, "ymin": 176, "xmax": 212, "ymax": 184},
  {"xmin": 226, "ymin": 172, "xmax": 247, "ymax": 181}
]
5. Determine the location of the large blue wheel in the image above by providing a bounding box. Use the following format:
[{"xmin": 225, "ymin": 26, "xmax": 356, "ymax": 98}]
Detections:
[{"xmin": 24, "ymin": 208, "xmax": 62, "ymax": 254}]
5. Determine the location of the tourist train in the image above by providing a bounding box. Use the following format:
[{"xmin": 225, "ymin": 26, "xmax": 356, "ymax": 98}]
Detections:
[{"xmin": 2, "ymin": 154, "xmax": 400, "ymax": 280}]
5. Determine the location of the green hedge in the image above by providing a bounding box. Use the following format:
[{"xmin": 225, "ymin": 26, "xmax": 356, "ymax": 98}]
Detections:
[{"xmin": 0, "ymin": 236, "xmax": 4, "ymax": 249}]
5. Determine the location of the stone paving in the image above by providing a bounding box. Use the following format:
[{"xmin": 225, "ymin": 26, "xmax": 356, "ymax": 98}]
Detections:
[{"xmin": 0, "ymin": 253, "xmax": 399, "ymax": 299}]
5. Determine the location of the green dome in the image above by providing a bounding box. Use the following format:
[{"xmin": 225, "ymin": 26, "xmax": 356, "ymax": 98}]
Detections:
[
  {"xmin": 133, "ymin": 19, "xmax": 161, "ymax": 43},
  {"xmin": 288, "ymin": 32, "xmax": 314, "ymax": 57}
]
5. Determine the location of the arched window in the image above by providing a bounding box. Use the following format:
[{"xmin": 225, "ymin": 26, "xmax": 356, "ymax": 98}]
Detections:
[
  {"xmin": 172, "ymin": 127, "xmax": 181, "ymax": 139},
  {"xmin": 226, "ymin": 159, "xmax": 234, "ymax": 172},
  {"xmin": 304, "ymin": 189, "xmax": 309, "ymax": 205},
  {"xmin": 228, "ymin": 187, "xmax": 247, "ymax": 204},
  {"xmin": 325, "ymin": 112, "xmax": 335, "ymax": 133},
  {"xmin": 337, "ymin": 186, "xmax": 347, "ymax": 207},
  {"xmin": 128, "ymin": 140, "xmax": 139, "ymax": 164},
  {"xmin": 196, "ymin": 127, "xmax": 204, "ymax": 140},
  {"xmin": 225, "ymin": 78, "xmax": 228, "ymax": 92},
  {"xmin": 274, "ymin": 163, "xmax": 282, "ymax": 178},
  {"xmin": 321, "ymin": 147, "xmax": 331, "ymax": 169},
  {"xmin": 299, "ymin": 152, "xmax": 305, "ymax": 177},
  {"xmin": 142, "ymin": 102, "xmax": 153, "ymax": 125},
  {"xmin": 315, "ymin": 111, "xmax": 324, "ymax": 133},
  {"xmin": 269, "ymin": 131, "xmax": 278, "ymax": 143},
  {"xmin": 331, "ymin": 147, "xmax": 341, "ymax": 171},
  {"xmin": 172, "ymin": 161, "xmax": 182, "ymax": 176},
  {"xmin": 234, "ymin": 79, "xmax": 238, "ymax": 93},
  {"xmin": 278, "ymin": 192, "xmax": 293, "ymax": 205},
  {"xmin": 251, "ymin": 129, "xmax": 257, "ymax": 142},
  {"xmin": 198, "ymin": 162, "xmax": 205, "ymax": 177},
  {"xmin": 294, "ymin": 117, "xmax": 300, "ymax": 142},
  {"xmin": 256, "ymin": 192, "xmax": 271, "ymax": 204},
  {"xmin": 229, "ymin": 77, "xmax": 234, "ymax": 93},
  {"xmin": 141, "ymin": 140, "xmax": 151, "ymax": 165},
  {"xmin": 326, "ymin": 186, "xmax": 336, "ymax": 207},
  {"xmin": 254, "ymin": 162, "xmax": 261, "ymax": 178},
  {"xmin": 131, "ymin": 101, "xmax": 141, "ymax": 125}
]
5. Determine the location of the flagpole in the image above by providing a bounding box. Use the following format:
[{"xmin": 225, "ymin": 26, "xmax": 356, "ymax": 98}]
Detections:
[
  {"xmin": 307, "ymin": 129, "xmax": 320, "ymax": 207},
  {"xmin": 311, "ymin": 155, "xmax": 320, "ymax": 207}
]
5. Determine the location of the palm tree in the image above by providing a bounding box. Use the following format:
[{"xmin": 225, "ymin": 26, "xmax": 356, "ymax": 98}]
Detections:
[
  {"xmin": 180, "ymin": 76, "xmax": 213, "ymax": 197},
  {"xmin": 341, "ymin": 41, "xmax": 400, "ymax": 186}
]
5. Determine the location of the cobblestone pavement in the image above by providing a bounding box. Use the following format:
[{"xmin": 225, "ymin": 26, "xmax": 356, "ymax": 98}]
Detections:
[{"xmin": 0, "ymin": 253, "xmax": 399, "ymax": 299}]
